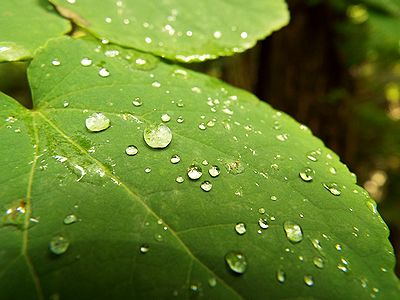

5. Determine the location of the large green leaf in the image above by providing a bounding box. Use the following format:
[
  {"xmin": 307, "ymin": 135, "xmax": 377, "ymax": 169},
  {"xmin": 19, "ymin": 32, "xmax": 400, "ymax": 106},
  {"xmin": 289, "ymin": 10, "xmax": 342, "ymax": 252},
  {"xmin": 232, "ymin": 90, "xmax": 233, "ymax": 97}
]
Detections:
[
  {"xmin": 0, "ymin": 0, "xmax": 71, "ymax": 62},
  {"xmin": 0, "ymin": 37, "xmax": 399, "ymax": 299},
  {"xmin": 49, "ymin": 0, "xmax": 289, "ymax": 62}
]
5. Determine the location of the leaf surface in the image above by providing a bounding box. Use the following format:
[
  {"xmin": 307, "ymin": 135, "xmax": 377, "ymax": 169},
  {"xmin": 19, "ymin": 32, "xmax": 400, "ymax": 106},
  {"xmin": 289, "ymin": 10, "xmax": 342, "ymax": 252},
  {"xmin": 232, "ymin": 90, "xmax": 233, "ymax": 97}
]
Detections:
[
  {"xmin": 49, "ymin": 0, "xmax": 289, "ymax": 62},
  {"xmin": 0, "ymin": 37, "xmax": 399, "ymax": 299}
]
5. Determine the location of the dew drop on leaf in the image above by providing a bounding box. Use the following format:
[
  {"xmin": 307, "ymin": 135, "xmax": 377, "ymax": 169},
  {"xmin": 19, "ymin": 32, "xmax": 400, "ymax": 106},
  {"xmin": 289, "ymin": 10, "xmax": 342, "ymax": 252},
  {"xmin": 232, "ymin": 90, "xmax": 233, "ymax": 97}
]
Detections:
[
  {"xmin": 276, "ymin": 269, "xmax": 286, "ymax": 283},
  {"xmin": 143, "ymin": 123, "xmax": 172, "ymax": 149},
  {"xmin": 144, "ymin": 167, "xmax": 152, "ymax": 173},
  {"xmin": 323, "ymin": 183, "xmax": 341, "ymax": 196},
  {"xmin": 132, "ymin": 97, "xmax": 143, "ymax": 107},
  {"xmin": 49, "ymin": 235, "xmax": 69, "ymax": 255},
  {"xmin": 304, "ymin": 275, "xmax": 314, "ymax": 287},
  {"xmin": 283, "ymin": 221, "xmax": 303, "ymax": 243},
  {"xmin": 198, "ymin": 123, "xmax": 206, "ymax": 130},
  {"xmin": 1, "ymin": 199, "xmax": 26, "ymax": 227},
  {"xmin": 51, "ymin": 59, "xmax": 61, "ymax": 66},
  {"xmin": 258, "ymin": 218, "xmax": 269, "ymax": 229},
  {"xmin": 170, "ymin": 154, "xmax": 180, "ymax": 164},
  {"xmin": 313, "ymin": 257, "xmax": 324, "ymax": 269},
  {"xmin": 208, "ymin": 277, "xmax": 217, "ymax": 287},
  {"xmin": 225, "ymin": 251, "xmax": 247, "ymax": 275},
  {"xmin": 187, "ymin": 164, "xmax": 202, "ymax": 180},
  {"xmin": 63, "ymin": 214, "xmax": 78, "ymax": 225},
  {"xmin": 125, "ymin": 145, "xmax": 138, "ymax": 156},
  {"xmin": 161, "ymin": 113, "xmax": 171, "ymax": 122},
  {"xmin": 200, "ymin": 181, "xmax": 212, "ymax": 192},
  {"xmin": 80, "ymin": 57, "xmax": 92, "ymax": 66},
  {"xmin": 235, "ymin": 223, "xmax": 247, "ymax": 235},
  {"xmin": 208, "ymin": 165, "xmax": 220, "ymax": 177},
  {"xmin": 85, "ymin": 113, "xmax": 111, "ymax": 132},
  {"xmin": 176, "ymin": 176, "xmax": 184, "ymax": 183},
  {"xmin": 299, "ymin": 168, "xmax": 314, "ymax": 182},
  {"xmin": 98, "ymin": 67, "xmax": 110, "ymax": 77},
  {"xmin": 224, "ymin": 160, "xmax": 244, "ymax": 175},
  {"xmin": 176, "ymin": 116, "xmax": 184, "ymax": 123}
]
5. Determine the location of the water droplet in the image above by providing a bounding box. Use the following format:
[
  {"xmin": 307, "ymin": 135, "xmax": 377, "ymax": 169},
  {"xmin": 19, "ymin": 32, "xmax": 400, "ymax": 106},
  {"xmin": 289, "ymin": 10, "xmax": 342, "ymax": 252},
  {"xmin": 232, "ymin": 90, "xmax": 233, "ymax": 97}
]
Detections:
[
  {"xmin": 161, "ymin": 113, "xmax": 171, "ymax": 122},
  {"xmin": 80, "ymin": 57, "xmax": 92, "ymax": 66},
  {"xmin": 307, "ymin": 150, "xmax": 320, "ymax": 162},
  {"xmin": 225, "ymin": 251, "xmax": 247, "ymax": 274},
  {"xmin": 145, "ymin": 167, "xmax": 152, "ymax": 173},
  {"xmin": 170, "ymin": 154, "xmax": 180, "ymax": 164},
  {"xmin": 224, "ymin": 160, "xmax": 244, "ymax": 175},
  {"xmin": 258, "ymin": 218, "xmax": 269, "ymax": 229},
  {"xmin": 2, "ymin": 199, "xmax": 26, "ymax": 227},
  {"xmin": 198, "ymin": 123, "xmax": 206, "ymax": 130},
  {"xmin": 276, "ymin": 269, "xmax": 286, "ymax": 283},
  {"xmin": 270, "ymin": 195, "xmax": 278, "ymax": 201},
  {"xmin": 85, "ymin": 113, "xmax": 111, "ymax": 132},
  {"xmin": 202, "ymin": 160, "xmax": 209, "ymax": 166},
  {"xmin": 335, "ymin": 243, "xmax": 342, "ymax": 251},
  {"xmin": 200, "ymin": 181, "xmax": 212, "ymax": 192},
  {"xmin": 176, "ymin": 176, "xmax": 184, "ymax": 183},
  {"xmin": 98, "ymin": 67, "xmax": 110, "ymax": 77},
  {"xmin": 323, "ymin": 183, "xmax": 341, "ymax": 196},
  {"xmin": 63, "ymin": 214, "xmax": 78, "ymax": 225},
  {"xmin": 329, "ymin": 167, "xmax": 337, "ymax": 174},
  {"xmin": 208, "ymin": 165, "xmax": 220, "ymax": 177},
  {"xmin": 172, "ymin": 69, "xmax": 188, "ymax": 79},
  {"xmin": 125, "ymin": 145, "xmax": 138, "ymax": 156},
  {"xmin": 176, "ymin": 116, "xmax": 184, "ymax": 123},
  {"xmin": 304, "ymin": 275, "xmax": 314, "ymax": 287},
  {"xmin": 49, "ymin": 235, "xmax": 69, "ymax": 255},
  {"xmin": 235, "ymin": 223, "xmax": 246, "ymax": 235},
  {"xmin": 63, "ymin": 101, "xmax": 69, "ymax": 108},
  {"xmin": 143, "ymin": 123, "xmax": 172, "ymax": 149},
  {"xmin": 283, "ymin": 221, "xmax": 303, "ymax": 243},
  {"xmin": 208, "ymin": 277, "xmax": 217, "ymax": 287},
  {"xmin": 154, "ymin": 234, "xmax": 163, "ymax": 241},
  {"xmin": 51, "ymin": 59, "xmax": 61, "ymax": 66},
  {"xmin": 152, "ymin": 81, "xmax": 161, "ymax": 88},
  {"xmin": 187, "ymin": 164, "xmax": 202, "ymax": 180},
  {"xmin": 299, "ymin": 168, "xmax": 314, "ymax": 182},
  {"xmin": 311, "ymin": 239, "xmax": 322, "ymax": 251},
  {"xmin": 337, "ymin": 262, "xmax": 349, "ymax": 272},
  {"xmin": 313, "ymin": 257, "xmax": 324, "ymax": 269},
  {"xmin": 240, "ymin": 32, "xmax": 248, "ymax": 39},
  {"xmin": 140, "ymin": 244, "xmax": 149, "ymax": 253},
  {"xmin": 213, "ymin": 31, "xmax": 222, "ymax": 39},
  {"xmin": 132, "ymin": 97, "xmax": 143, "ymax": 107}
]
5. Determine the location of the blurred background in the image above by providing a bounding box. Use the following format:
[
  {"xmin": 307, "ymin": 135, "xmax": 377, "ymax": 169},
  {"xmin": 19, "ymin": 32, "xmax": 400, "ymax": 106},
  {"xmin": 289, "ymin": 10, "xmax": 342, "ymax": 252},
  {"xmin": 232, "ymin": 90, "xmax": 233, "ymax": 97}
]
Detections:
[{"xmin": 1, "ymin": 0, "xmax": 399, "ymax": 276}]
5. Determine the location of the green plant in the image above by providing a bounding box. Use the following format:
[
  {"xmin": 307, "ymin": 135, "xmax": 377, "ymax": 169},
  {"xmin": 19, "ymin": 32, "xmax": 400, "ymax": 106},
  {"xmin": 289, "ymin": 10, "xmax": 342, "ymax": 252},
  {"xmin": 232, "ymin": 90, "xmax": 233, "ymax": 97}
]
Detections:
[{"xmin": 1, "ymin": 0, "xmax": 399, "ymax": 299}]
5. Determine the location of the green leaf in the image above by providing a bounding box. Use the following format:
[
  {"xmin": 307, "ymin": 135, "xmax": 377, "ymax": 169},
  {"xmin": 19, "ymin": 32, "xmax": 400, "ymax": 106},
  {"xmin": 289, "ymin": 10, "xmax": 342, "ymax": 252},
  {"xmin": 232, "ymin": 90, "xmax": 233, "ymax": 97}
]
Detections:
[
  {"xmin": 1, "ymin": 37, "xmax": 399, "ymax": 299},
  {"xmin": 49, "ymin": 0, "xmax": 289, "ymax": 62},
  {"xmin": 0, "ymin": 0, "xmax": 71, "ymax": 62}
]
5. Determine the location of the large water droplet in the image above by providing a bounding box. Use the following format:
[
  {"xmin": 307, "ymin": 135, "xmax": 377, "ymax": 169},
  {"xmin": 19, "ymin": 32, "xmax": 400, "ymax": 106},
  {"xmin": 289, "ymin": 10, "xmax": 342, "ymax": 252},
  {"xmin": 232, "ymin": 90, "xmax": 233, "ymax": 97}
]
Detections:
[
  {"xmin": 299, "ymin": 168, "xmax": 314, "ymax": 182},
  {"xmin": 283, "ymin": 221, "xmax": 303, "ymax": 243},
  {"xmin": 276, "ymin": 269, "xmax": 286, "ymax": 283},
  {"xmin": 187, "ymin": 164, "xmax": 202, "ymax": 180},
  {"xmin": 323, "ymin": 183, "xmax": 341, "ymax": 196},
  {"xmin": 170, "ymin": 154, "xmax": 180, "ymax": 164},
  {"xmin": 235, "ymin": 223, "xmax": 247, "ymax": 235},
  {"xmin": 85, "ymin": 113, "xmax": 111, "ymax": 132},
  {"xmin": 143, "ymin": 123, "xmax": 172, "ymax": 149},
  {"xmin": 209, "ymin": 165, "xmax": 220, "ymax": 177},
  {"xmin": 49, "ymin": 235, "xmax": 69, "ymax": 255},
  {"xmin": 200, "ymin": 181, "xmax": 213, "ymax": 192},
  {"xmin": 63, "ymin": 214, "xmax": 78, "ymax": 225},
  {"xmin": 125, "ymin": 145, "xmax": 138, "ymax": 156},
  {"xmin": 304, "ymin": 275, "xmax": 314, "ymax": 287},
  {"xmin": 225, "ymin": 251, "xmax": 247, "ymax": 275}
]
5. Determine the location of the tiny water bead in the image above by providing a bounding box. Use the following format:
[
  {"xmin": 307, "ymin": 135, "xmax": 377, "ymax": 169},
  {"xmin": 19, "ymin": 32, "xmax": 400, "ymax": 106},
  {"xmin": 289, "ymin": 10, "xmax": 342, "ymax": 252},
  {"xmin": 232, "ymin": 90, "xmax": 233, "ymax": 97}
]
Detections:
[
  {"xmin": 235, "ymin": 223, "xmax": 247, "ymax": 235},
  {"xmin": 208, "ymin": 165, "xmax": 220, "ymax": 177},
  {"xmin": 161, "ymin": 113, "xmax": 171, "ymax": 122},
  {"xmin": 304, "ymin": 275, "xmax": 314, "ymax": 287},
  {"xmin": 80, "ymin": 57, "xmax": 92, "ymax": 66},
  {"xmin": 323, "ymin": 183, "xmax": 341, "ymax": 196},
  {"xmin": 49, "ymin": 235, "xmax": 69, "ymax": 255},
  {"xmin": 143, "ymin": 123, "xmax": 172, "ymax": 149},
  {"xmin": 170, "ymin": 155, "xmax": 181, "ymax": 164},
  {"xmin": 98, "ymin": 67, "xmax": 110, "ymax": 77},
  {"xmin": 276, "ymin": 269, "xmax": 286, "ymax": 283},
  {"xmin": 51, "ymin": 59, "xmax": 61, "ymax": 66},
  {"xmin": 299, "ymin": 168, "xmax": 314, "ymax": 182},
  {"xmin": 283, "ymin": 221, "xmax": 303, "ymax": 243},
  {"xmin": 200, "ymin": 181, "xmax": 213, "ymax": 192},
  {"xmin": 63, "ymin": 214, "xmax": 78, "ymax": 225},
  {"xmin": 187, "ymin": 164, "xmax": 202, "ymax": 180},
  {"xmin": 85, "ymin": 113, "xmax": 111, "ymax": 132},
  {"xmin": 225, "ymin": 252, "xmax": 247, "ymax": 275},
  {"xmin": 313, "ymin": 257, "xmax": 324, "ymax": 269},
  {"xmin": 139, "ymin": 244, "xmax": 150, "ymax": 253},
  {"xmin": 125, "ymin": 145, "xmax": 138, "ymax": 156},
  {"xmin": 132, "ymin": 97, "xmax": 143, "ymax": 107}
]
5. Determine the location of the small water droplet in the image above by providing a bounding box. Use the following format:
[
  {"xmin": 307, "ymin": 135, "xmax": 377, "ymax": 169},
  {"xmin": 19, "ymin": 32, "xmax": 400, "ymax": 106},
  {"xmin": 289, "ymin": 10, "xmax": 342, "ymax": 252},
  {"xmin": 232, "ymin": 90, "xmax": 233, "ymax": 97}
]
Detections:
[
  {"xmin": 313, "ymin": 257, "xmax": 324, "ymax": 269},
  {"xmin": 125, "ymin": 145, "xmax": 138, "ymax": 156},
  {"xmin": 152, "ymin": 81, "xmax": 161, "ymax": 88},
  {"xmin": 49, "ymin": 235, "xmax": 69, "ymax": 255},
  {"xmin": 176, "ymin": 176, "xmax": 184, "ymax": 183},
  {"xmin": 63, "ymin": 101, "xmax": 69, "ymax": 108},
  {"xmin": 132, "ymin": 97, "xmax": 143, "ymax": 107},
  {"xmin": 311, "ymin": 239, "xmax": 322, "ymax": 251},
  {"xmin": 51, "ymin": 59, "xmax": 61, "ymax": 66},
  {"xmin": 258, "ymin": 218, "xmax": 269, "ymax": 229},
  {"xmin": 187, "ymin": 164, "xmax": 202, "ymax": 180},
  {"xmin": 143, "ymin": 123, "xmax": 172, "ymax": 149},
  {"xmin": 200, "ymin": 181, "xmax": 212, "ymax": 192},
  {"xmin": 176, "ymin": 116, "xmax": 184, "ymax": 123},
  {"xmin": 270, "ymin": 195, "xmax": 278, "ymax": 201},
  {"xmin": 213, "ymin": 31, "xmax": 222, "ymax": 39},
  {"xmin": 63, "ymin": 214, "xmax": 78, "ymax": 225},
  {"xmin": 85, "ymin": 113, "xmax": 111, "ymax": 132},
  {"xmin": 307, "ymin": 150, "xmax": 320, "ymax": 162},
  {"xmin": 208, "ymin": 277, "xmax": 217, "ymax": 287},
  {"xmin": 98, "ymin": 67, "xmax": 110, "ymax": 77},
  {"xmin": 170, "ymin": 154, "xmax": 180, "ymax": 164},
  {"xmin": 304, "ymin": 275, "xmax": 314, "ymax": 287},
  {"xmin": 154, "ymin": 234, "xmax": 163, "ymax": 241},
  {"xmin": 161, "ymin": 113, "xmax": 171, "ymax": 122},
  {"xmin": 276, "ymin": 269, "xmax": 286, "ymax": 283},
  {"xmin": 202, "ymin": 160, "xmax": 209, "ymax": 166},
  {"xmin": 240, "ymin": 32, "xmax": 248, "ymax": 39},
  {"xmin": 283, "ymin": 221, "xmax": 303, "ymax": 243},
  {"xmin": 80, "ymin": 57, "xmax": 92, "ymax": 66},
  {"xmin": 235, "ymin": 223, "xmax": 247, "ymax": 235},
  {"xmin": 323, "ymin": 183, "xmax": 341, "ymax": 196},
  {"xmin": 140, "ymin": 244, "xmax": 150, "ymax": 253},
  {"xmin": 145, "ymin": 167, "xmax": 152, "ymax": 173},
  {"xmin": 299, "ymin": 168, "xmax": 314, "ymax": 182},
  {"xmin": 225, "ymin": 251, "xmax": 247, "ymax": 274},
  {"xmin": 198, "ymin": 123, "xmax": 206, "ymax": 130},
  {"xmin": 2, "ymin": 199, "xmax": 26, "ymax": 227},
  {"xmin": 208, "ymin": 165, "xmax": 220, "ymax": 177}
]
